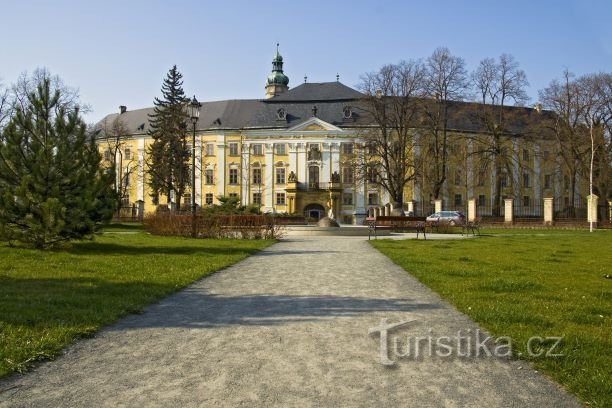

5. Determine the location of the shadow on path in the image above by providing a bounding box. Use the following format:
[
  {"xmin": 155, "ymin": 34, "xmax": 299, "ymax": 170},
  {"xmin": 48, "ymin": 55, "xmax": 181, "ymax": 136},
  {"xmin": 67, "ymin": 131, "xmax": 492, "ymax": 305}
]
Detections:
[{"xmin": 110, "ymin": 292, "xmax": 441, "ymax": 330}]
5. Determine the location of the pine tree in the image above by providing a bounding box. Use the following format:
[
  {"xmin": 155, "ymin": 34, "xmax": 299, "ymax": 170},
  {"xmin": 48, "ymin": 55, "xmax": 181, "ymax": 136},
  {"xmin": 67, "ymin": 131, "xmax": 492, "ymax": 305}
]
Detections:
[
  {"xmin": 147, "ymin": 66, "xmax": 190, "ymax": 210},
  {"xmin": 0, "ymin": 76, "xmax": 115, "ymax": 248}
]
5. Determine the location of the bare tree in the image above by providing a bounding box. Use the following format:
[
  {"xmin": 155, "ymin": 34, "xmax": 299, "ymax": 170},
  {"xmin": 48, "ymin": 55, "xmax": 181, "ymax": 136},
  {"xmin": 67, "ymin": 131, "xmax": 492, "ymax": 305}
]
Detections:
[
  {"xmin": 579, "ymin": 73, "xmax": 612, "ymax": 222},
  {"xmin": 539, "ymin": 70, "xmax": 612, "ymax": 217},
  {"xmin": 419, "ymin": 47, "xmax": 469, "ymax": 200},
  {"xmin": 98, "ymin": 115, "xmax": 137, "ymax": 213},
  {"xmin": 469, "ymin": 54, "xmax": 530, "ymax": 216},
  {"xmin": 539, "ymin": 70, "xmax": 592, "ymax": 211},
  {"xmin": 11, "ymin": 68, "xmax": 91, "ymax": 115},
  {"xmin": 355, "ymin": 61, "xmax": 426, "ymax": 214}
]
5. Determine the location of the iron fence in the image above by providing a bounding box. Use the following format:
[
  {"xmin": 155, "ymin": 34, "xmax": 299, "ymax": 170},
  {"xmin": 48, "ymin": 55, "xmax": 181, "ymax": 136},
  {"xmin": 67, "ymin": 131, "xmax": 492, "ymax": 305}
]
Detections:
[
  {"xmin": 554, "ymin": 200, "xmax": 587, "ymax": 220},
  {"xmin": 476, "ymin": 202, "xmax": 505, "ymax": 219},
  {"xmin": 513, "ymin": 201, "xmax": 544, "ymax": 219}
]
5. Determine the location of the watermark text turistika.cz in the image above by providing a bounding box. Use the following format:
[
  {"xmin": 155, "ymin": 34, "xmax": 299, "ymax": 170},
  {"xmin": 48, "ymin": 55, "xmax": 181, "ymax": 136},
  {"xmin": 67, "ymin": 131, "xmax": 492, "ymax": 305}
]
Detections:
[{"xmin": 368, "ymin": 319, "xmax": 563, "ymax": 366}]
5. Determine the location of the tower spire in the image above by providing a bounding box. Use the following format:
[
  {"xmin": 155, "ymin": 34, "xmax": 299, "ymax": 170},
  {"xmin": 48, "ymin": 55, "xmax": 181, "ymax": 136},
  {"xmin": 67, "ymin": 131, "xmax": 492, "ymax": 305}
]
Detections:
[{"xmin": 265, "ymin": 43, "xmax": 290, "ymax": 99}]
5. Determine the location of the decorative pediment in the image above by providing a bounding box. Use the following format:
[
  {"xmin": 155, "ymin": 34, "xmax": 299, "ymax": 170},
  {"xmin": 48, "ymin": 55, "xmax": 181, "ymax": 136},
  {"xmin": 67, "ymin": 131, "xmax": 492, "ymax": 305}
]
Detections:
[{"xmin": 287, "ymin": 117, "xmax": 343, "ymax": 133}]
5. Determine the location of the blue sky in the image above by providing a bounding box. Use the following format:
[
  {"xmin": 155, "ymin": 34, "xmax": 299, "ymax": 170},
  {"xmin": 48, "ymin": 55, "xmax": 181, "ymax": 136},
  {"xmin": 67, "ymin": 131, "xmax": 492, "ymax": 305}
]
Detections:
[{"xmin": 1, "ymin": 0, "xmax": 610, "ymax": 123}]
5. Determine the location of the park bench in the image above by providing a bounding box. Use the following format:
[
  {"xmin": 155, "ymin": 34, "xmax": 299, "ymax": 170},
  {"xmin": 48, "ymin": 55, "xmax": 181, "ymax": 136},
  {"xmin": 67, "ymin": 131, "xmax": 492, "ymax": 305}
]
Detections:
[
  {"xmin": 369, "ymin": 216, "xmax": 428, "ymax": 240},
  {"xmin": 462, "ymin": 217, "xmax": 481, "ymax": 236}
]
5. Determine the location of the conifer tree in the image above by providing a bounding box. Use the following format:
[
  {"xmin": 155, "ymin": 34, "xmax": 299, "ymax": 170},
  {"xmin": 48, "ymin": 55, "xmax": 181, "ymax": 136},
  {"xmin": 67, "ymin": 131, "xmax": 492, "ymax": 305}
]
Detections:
[
  {"xmin": 147, "ymin": 66, "xmax": 190, "ymax": 210},
  {"xmin": 0, "ymin": 76, "xmax": 115, "ymax": 248}
]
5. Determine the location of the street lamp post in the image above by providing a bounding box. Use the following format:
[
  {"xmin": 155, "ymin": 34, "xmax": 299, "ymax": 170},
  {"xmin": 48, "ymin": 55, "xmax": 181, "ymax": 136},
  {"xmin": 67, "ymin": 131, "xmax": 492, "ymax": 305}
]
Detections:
[{"xmin": 189, "ymin": 95, "xmax": 201, "ymax": 238}]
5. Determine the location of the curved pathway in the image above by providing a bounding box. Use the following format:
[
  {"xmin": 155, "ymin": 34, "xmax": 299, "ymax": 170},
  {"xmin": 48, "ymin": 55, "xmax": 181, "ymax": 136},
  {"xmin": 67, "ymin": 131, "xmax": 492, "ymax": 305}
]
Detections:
[{"xmin": 0, "ymin": 236, "xmax": 578, "ymax": 407}]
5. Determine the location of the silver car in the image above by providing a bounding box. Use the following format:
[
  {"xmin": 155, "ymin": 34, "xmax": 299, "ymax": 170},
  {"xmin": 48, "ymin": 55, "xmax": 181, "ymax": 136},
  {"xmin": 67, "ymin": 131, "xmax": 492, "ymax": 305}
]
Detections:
[{"xmin": 426, "ymin": 211, "xmax": 465, "ymax": 226}]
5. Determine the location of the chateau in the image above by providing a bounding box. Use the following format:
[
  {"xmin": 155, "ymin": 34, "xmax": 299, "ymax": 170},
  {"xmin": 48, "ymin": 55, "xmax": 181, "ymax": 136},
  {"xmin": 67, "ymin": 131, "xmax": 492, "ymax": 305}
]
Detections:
[{"xmin": 97, "ymin": 48, "xmax": 587, "ymax": 224}]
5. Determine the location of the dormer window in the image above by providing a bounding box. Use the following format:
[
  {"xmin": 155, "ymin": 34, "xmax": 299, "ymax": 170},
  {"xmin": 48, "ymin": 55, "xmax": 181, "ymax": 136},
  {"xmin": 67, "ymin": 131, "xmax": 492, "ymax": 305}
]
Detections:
[
  {"xmin": 276, "ymin": 108, "xmax": 286, "ymax": 121},
  {"xmin": 343, "ymin": 106, "xmax": 352, "ymax": 119}
]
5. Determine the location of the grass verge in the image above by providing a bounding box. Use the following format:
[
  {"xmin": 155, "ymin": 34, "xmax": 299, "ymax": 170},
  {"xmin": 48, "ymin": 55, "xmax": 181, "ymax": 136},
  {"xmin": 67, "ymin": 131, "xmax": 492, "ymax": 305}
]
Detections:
[
  {"xmin": 371, "ymin": 229, "xmax": 611, "ymax": 407},
  {"xmin": 0, "ymin": 228, "xmax": 273, "ymax": 378}
]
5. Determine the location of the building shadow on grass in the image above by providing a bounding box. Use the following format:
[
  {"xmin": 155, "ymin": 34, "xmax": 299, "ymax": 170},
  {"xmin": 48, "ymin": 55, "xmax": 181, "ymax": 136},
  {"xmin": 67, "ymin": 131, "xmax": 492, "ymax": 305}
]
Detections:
[{"xmin": 66, "ymin": 242, "xmax": 264, "ymax": 256}]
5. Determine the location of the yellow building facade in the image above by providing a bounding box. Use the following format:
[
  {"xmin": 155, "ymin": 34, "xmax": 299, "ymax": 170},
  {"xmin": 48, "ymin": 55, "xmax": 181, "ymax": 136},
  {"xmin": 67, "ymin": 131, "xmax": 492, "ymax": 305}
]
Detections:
[{"xmin": 97, "ymin": 50, "xmax": 586, "ymax": 224}]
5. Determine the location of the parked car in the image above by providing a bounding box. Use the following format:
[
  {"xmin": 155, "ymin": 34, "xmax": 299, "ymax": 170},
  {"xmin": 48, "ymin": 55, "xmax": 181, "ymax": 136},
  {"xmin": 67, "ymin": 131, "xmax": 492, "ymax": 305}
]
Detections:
[{"xmin": 426, "ymin": 211, "xmax": 465, "ymax": 226}]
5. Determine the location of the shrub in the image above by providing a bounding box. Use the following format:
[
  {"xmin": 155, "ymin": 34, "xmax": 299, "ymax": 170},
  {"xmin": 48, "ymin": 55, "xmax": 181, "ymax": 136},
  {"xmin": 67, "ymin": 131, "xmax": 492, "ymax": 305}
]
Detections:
[{"xmin": 143, "ymin": 213, "xmax": 284, "ymax": 239}]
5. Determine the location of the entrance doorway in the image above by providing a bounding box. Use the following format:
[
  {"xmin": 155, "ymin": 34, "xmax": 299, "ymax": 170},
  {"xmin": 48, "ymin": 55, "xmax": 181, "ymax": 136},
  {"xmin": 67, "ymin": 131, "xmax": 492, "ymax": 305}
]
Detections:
[{"xmin": 304, "ymin": 203, "xmax": 325, "ymax": 220}]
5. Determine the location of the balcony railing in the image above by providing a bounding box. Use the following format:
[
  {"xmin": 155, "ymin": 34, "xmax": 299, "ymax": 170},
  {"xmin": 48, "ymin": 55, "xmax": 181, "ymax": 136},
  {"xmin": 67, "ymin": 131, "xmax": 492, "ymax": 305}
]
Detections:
[{"xmin": 296, "ymin": 182, "xmax": 339, "ymax": 191}]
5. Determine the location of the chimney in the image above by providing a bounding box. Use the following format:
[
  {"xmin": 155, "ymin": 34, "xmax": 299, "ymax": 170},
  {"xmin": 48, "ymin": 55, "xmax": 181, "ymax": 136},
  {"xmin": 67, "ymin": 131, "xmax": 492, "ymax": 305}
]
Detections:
[
  {"xmin": 119, "ymin": 105, "xmax": 127, "ymax": 114},
  {"xmin": 534, "ymin": 103, "xmax": 542, "ymax": 113}
]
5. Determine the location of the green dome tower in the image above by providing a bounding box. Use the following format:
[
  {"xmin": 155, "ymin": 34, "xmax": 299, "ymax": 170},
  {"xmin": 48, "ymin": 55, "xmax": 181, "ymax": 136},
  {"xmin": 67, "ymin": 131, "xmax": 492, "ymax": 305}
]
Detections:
[{"xmin": 265, "ymin": 43, "xmax": 290, "ymax": 99}]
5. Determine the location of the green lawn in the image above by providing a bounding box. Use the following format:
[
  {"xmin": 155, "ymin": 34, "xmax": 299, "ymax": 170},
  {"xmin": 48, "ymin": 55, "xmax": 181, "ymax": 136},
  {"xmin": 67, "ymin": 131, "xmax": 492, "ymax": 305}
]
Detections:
[
  {"xmin": 371, "ymin": 230, "xmax": 611, "ymax": 407},
  {"xmin": 0, "ymin": 226, "xmax": 273, "ymax": 378}
]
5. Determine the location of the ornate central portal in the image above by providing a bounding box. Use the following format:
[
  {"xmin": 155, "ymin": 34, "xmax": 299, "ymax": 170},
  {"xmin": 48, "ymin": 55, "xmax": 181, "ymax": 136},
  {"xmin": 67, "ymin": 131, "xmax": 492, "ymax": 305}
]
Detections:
[{"xmin": 303, "ymin": 203, "xmax": 325, "ymax": 220}]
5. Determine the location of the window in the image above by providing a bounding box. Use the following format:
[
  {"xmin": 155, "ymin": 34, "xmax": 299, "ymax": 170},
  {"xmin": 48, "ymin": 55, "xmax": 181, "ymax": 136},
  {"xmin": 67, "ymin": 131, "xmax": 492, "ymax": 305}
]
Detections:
[
  {"xmin": 343, "ymin": 193, "xmax": 353, "ymax": 206},
  {"xmin": 454, "ymin": 169, "xmax": 462, "ymax": 186},
  {"xmin": 252, "ymin": 144, "xmax": 263, "ymax": 155},
  {"xmin": 366, "ymin": 166, "xmax": 378, "ymax": 183},
  {"xmin": 229, "ymin": 143, "xmax": 239, "ymax": 156},
  {"xmin": 275, "ymin": 167, "xmax": 286, "ymax": 184},
  {"xmin": 523, "ymin": 196, "xmax": 530, "ymax": 207},
  {"xmin": 542, "ymin": 150, "xmax": 550, "ymax": 161},
  {"xmin": 252, "ymin": 192, "xmax": 262, "ymax": 206},
  {"xmin": 229, "ymin": 193, "xmax": 238, "ymax": 199},
  {"xmin": 104, "ymin": 148, "xmax": 111, "ymax": 161},
  {"xmin": 342, "ymin": 143, "xmax": 354, "ymax": 155},
  {"xmin": 121, "ymin": 196, "xmax": 130, "ymax": 206},
  {"xmin": 124, "ymin": 148, "xmax": 131, "ymax": 161},
  {"xmin": 544, "ymin": 174, "xmax": 552, "ymax": 189},
  {"xmin": 275, "ymin": 193, "xmax": 286, "ymax": 205},
  {"xmin": 454, "ymin": 194, "xmax": 462, "ymax": 207},
  {"xmin": 523, "ymin": 148, "xmax": 529, "ymax": 161},
  {"xmin": 308, "ymin": 165, "xmax": 319, "ymax": 187},
  {"xmin": 343, "ymin": 215, "xmax": 353, "ymax": 224},
  {"xmin": 205, "ymin": 143, "xmax": 215, "ymax": 156},
  {"xmin": 252, "ymin": 168, "xmax": 262, "ymax": 185},
  {"xmin": 275, "ymin": 144, "xmax": 286, "ymax": 155},
  {"xmin": 184, "ymin": 195, "xmax": 191, "ymax": 207},
  {"xmin": 122, "ymin": 171, "xmax": 130, "ymax": 188},
  {"xmin": 366, "ymin": 143, "xmax": 376, "ymax": 155},
  {"xmin": 368, "ymin": 193, "xmax": 378, "ymax": 205},
  {"xmin": 342, "ymin": 167, "xmax": 354, "ymax": 184},
  {"xmin": 205, "ymin": 169, "xmax": 214, "ymax": 185},
  {"xmin": 478, "ymin": 194, "xmax": 486, "ymax": 207},
  {"xmin": 477, "ymin": 170, "xmax": 485, "ymax": 186},
  {"xmin": 523, "ymin": 173, "xmax": 530, "ymax": 188},
  {"xmin": 563, "ymin": 175, "xmax": 570, "ymax": 190},
  {"xmin": 205, "ymin": 193, "xmax": 213, "ymax": 205},
  {"xmin": 500, "ymin": 173, "xmax": 508, "ymax": 189},
  {"xmin": 343, "ymin": 106, "xmax": 352, "ymax": 119},
  {"xmin": 229, "ymin": 168, "xmax": 238, "ymax": 184}
]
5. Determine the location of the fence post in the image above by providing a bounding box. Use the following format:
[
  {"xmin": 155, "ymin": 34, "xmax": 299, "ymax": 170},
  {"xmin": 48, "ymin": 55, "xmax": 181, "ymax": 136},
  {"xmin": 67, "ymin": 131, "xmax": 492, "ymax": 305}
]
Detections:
[
  {"xmin": 543, "ymin": 197, "xmax": 553, "ymax": 226},
  {"xmin": 504, "ymin": 198, "xmax": 513, "ymax": 224},
  {"xmin": 407, "ymin": 200, "xmax": 415, "ymax": 216},
  {"xmin": 587, "ymin": 195, "xmax": 598, "ymax": 224},
  {"xmin": 468, "ymin": 199, "xmax": 476, "ymax": 222},
  {"xmin": 434, "ymin": 199, "xmax": 442, "ymax": 214}
]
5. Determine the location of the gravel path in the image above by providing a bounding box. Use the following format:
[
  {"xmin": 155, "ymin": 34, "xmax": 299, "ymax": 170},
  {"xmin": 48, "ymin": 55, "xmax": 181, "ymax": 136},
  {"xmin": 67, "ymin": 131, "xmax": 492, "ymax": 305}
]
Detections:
[{"xmin": 0, "ymin": 236, "xmax": 579, "ymax": 407}]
